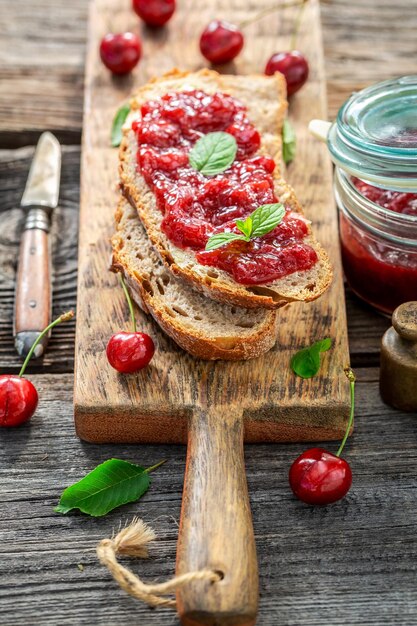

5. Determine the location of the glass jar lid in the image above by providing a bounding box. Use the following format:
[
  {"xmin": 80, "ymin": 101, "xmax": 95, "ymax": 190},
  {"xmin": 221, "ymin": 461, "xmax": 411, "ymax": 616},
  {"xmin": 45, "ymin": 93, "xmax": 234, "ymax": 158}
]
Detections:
[{"xmin": 327, "ymin": 76, "xmax": 417, "ymax": 192}]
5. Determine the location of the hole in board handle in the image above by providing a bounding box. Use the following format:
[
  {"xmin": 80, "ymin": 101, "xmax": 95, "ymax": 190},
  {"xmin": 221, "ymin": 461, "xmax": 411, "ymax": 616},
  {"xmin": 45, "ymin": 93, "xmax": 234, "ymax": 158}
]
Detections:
[{"xmin": 212, "ymin": 569, "xmax": 225, "ymax": 583}]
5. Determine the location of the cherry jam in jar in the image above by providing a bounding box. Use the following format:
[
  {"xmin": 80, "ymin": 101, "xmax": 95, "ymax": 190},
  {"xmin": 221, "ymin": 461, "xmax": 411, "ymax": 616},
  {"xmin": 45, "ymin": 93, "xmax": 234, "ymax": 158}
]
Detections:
[
  {"xmin": 335, "ymin": 169, "xmax": 417, "ymax": 314},
  {"xmin": 325, "ymin": 76, "xmax": 417, "ymax": 314}
]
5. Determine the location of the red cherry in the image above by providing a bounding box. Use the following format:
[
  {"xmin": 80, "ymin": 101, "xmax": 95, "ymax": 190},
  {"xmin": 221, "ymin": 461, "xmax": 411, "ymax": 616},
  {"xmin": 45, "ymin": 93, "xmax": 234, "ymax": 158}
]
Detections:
[
  {"xmin": 0, "ymin": 375, "xmax": 38, "ymax": 427},
  {"xmin": 133, "ymin": 0, "xmax": 175, "ymax": 27},
  {"xmin": 265, "ymin": 51, "xmax": 309, "ymax": 96},
  {"xmin": 289, "ymin": 447, "xmax": 352, "ymax": 505},
  {"xmin": 106, "ymin": 332, "xmax": 155, "ymax": 373},
  {"xmin": 99, "ymin": 33, "xmax": 142, "ymax": 75},
  {"xmin": 200, "ymin": 20, "xmax": 244, "ymax": 65}
]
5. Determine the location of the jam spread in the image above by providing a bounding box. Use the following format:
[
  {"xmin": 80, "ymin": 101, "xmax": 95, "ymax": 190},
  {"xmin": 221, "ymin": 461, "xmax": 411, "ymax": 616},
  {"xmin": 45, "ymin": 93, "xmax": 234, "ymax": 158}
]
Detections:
[
  {"xmin": 132, "ymin": 90, "xmax": 317, "ymax": 285},
  {"xmin": 352, "ymin": 178, "xmax": 417, "ymax": 216},
  {"xmin": 340, "ymin": 178, "xmax": 417, "ymax": 314}
]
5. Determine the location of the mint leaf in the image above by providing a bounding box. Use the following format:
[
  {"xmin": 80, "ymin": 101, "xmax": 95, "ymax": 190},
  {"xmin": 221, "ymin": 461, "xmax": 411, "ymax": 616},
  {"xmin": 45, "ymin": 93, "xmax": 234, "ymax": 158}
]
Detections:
[
  {"xmin": 291, "ymin": 338, "xmax": 332, "ymax": 379},
  {"xmin": 189, "ymin": 132, "xmax": 237, "ymax": 176},
  {"xmin": 205, "ymin": 232, "xmax": 246, "ymax": 251},
  {"xmin": 111, "ymin": 103, "xmax": 130, "ymax": 147},
  {"xmin": 282, "ymin": 119, "xmax": 296, "ymax": 164},
  {"xmin": 251, "ymin": 203, "xmax": 285, "ymax": 238},
  {"xmin": 54, "ymin": 458, "xmax": 165, "ymax": 517},
  {"xmin": 236, "ymin": 216, "xmax": 253, "ymax": 240},
  {"xmin": 205, "ymin": 202, "xmax": 285, "ymax": 251}
]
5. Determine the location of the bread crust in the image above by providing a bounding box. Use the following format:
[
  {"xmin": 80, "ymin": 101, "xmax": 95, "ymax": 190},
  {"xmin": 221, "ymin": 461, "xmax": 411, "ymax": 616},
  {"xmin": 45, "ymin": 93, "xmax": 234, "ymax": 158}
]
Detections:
[
  {"xmin": 120, "ymin": 68, "xmax": 332, "ymax": 310},
  {"xmin": 112, "ymin": 198, "xmax": 280, "ymax": 361}
]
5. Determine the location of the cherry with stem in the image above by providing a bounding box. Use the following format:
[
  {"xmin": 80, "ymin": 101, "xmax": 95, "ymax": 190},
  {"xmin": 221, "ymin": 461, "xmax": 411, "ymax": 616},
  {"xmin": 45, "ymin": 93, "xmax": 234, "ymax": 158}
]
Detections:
[
  {"xmin": 289, "ymin": 368, "xmax": 356, "ymax": 505},
  {"xmin": 0, "ymin": 311, "xmax": 75, "ymax": 427},
  {"xmin": 199, "ymin": 0, "xmax": 306, "ymax": 66},
  {"xmin": 336, "ymin": 368, "xmax": 356, "ymax": 458},
  {"xmin": 265, "ymin": 0, "xmax": 310, "ymax": 96},
  {"xmin": 106, "ymin": 274, "xmax": 155, "ymax": 374}
]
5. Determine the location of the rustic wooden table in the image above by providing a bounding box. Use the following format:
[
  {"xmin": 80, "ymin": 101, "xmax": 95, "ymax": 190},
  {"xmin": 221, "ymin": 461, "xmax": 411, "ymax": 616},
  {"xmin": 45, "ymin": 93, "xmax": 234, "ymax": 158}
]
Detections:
[{"xmin": 1, "ymin": 1, "xmax": 416, "ymax": 625}]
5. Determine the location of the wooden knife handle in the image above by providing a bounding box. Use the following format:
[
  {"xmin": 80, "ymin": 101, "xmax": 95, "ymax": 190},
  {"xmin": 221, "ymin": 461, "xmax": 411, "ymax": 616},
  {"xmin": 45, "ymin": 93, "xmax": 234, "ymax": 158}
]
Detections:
[
  {"xmin": 176, "ymin": 407, "xmax": 258, "ymax": 626},
  {"xmin": 14, "ymin": 210, "xmax": 51, "ymax": 358}
]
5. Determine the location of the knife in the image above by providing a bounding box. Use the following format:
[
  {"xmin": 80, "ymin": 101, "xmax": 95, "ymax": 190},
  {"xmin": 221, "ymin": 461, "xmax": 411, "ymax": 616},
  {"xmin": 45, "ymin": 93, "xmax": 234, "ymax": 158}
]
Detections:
[{"xmin": 14, "ymin": 132, "xmax": 61, "ymax": 359}]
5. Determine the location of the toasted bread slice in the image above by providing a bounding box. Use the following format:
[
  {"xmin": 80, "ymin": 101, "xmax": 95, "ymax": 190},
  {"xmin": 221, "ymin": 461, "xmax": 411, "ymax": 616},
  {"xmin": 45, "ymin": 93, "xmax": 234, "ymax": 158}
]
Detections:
[
  {"xmin": 120, "ymin": 69, "xmax": 332, "ymax": 310},
  {"xmin": 111, "ymin": 198, "xmax": 280, "ymax": 360}
]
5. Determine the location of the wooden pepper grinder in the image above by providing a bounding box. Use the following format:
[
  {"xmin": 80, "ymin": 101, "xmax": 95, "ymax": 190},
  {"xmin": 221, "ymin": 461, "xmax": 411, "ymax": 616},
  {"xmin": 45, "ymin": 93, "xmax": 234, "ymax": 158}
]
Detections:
[{"xmin": 380, "ymin": 301, "xmax": 417, "ymax": 412}]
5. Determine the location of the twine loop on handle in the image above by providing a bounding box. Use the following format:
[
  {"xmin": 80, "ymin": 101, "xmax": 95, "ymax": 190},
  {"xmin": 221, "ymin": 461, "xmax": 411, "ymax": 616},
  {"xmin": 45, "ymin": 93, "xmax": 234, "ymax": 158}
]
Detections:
[{"xmin": 97, "ymin": 517, "xmax": 221, "ymax": 609}]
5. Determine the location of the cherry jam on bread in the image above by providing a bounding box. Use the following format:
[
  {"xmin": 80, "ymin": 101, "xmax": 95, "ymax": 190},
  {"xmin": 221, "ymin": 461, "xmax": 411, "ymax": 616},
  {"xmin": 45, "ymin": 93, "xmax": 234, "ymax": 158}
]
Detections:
[{"xmin": 132, "ymin": 90, "xmax": 318, "ymax": 285}]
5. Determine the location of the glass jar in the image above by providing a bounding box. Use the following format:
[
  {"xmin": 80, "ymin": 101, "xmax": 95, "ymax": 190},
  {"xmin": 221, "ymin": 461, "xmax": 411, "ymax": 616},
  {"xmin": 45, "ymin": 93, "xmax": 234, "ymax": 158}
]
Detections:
[
  {"xmin": 334, "ymin": 168, "xmax": 417, "ymax": 314},
  {"xmin": 311, "ymin": 76, "xmax": 417, "ymax": 314}
]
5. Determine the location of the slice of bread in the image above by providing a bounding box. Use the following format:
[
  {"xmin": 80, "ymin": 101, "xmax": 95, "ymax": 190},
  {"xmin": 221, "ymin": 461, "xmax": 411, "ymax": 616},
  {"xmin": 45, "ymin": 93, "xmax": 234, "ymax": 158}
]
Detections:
[
  {"xmin": 120, "ymin": 69, "xmax": 332, "ymax": 310},
  {"xmin": 111, "ymin": 198, "xmax": 280, "ymax": 360}
]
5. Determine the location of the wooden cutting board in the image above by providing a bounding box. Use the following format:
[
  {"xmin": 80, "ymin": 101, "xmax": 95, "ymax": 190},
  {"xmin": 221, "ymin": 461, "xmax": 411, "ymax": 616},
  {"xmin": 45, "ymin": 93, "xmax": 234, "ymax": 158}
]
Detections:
[
  {"xmin": 74, "ymin": 0, "xmax": 350, "ymax": 623},
  {"xmin": 75, "ymin": 0, "xmax": 350, "ymax": 444}
]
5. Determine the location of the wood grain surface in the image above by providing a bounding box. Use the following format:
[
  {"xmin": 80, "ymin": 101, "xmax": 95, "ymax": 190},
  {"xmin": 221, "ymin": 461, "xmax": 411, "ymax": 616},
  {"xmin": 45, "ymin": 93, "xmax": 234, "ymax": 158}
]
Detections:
[
  {"xmin": 74, "ymin": 0, "xmax": 350, "ymax": 445},
  {"xmin": 176, "ymin": 407, "xmax": 258, "ymax": 625},
  {"xmin": 1, "ymin": 1, "xmax": 417, "ymax": 625},
  {"xmin": 2, "ymin": 0, "xmax": 417, "ymax": 145},
  {"xmin": 1, "ymin": 370, "xmax": 417, "ymax": 626}
]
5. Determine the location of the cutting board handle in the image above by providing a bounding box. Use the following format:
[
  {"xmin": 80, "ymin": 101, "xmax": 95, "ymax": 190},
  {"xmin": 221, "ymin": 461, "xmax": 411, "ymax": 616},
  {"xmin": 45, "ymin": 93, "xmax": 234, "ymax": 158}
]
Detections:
[{"xmin": 176, "ymin": 406, "xmax": 258, "ymax": 626}]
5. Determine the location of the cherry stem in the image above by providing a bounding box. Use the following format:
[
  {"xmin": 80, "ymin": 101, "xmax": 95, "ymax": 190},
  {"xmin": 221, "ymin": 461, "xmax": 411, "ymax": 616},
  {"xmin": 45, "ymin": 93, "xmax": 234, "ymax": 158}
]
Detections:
[
  {"xmin": 119, "ymin": 273, "xmax": 137, "ymax": 333},
  {"xmin": 145, "ymin": 459, "xmax": 167, "ymax": 474},
  {"xmin": 336, "ymin": 367, "xmax": 356, "ymax": 458},
  {"xmin": 239, "ymin": 0, "xmax": 306, "ymax": 29},
  {"xmin": 290, "ymin": 0, "xmax": 308, "ymax": 50},
  {"xmin": 18, "ymin": 310, "xmax": 75, "ymax": 378}
]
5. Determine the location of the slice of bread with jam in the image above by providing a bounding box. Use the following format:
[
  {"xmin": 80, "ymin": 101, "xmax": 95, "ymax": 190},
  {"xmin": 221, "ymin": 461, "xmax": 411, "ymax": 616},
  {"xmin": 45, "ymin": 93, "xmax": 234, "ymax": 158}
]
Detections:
[
  {"xmin": 119, "ymin": 69, "xmax": 332, "ymax": 310},
  {"xmin": 112, "ymin": 197, "xmax": 280, "ymax": 360}
]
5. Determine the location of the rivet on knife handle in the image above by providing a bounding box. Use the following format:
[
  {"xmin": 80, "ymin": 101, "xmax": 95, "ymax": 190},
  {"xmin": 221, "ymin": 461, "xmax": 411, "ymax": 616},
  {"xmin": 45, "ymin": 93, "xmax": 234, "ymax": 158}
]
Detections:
[{"xmin": 14, "ymin": 210, "xmax": 51, "ymax": 358}]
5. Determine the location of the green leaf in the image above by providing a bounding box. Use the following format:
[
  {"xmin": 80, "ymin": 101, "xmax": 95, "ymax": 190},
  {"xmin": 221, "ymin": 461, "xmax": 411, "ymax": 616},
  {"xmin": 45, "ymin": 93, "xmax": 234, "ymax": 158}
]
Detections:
[
  {"xmin": 189, "ymin": 132, "xmax": 237, "ymax": 176},
  {"xmin": 205, "ymin": 231, "xmax": 246, "ymax": 251},
  {"xmin": 250, "ymin": 203, "xmax": 285, "ymax": 238},
  {"xmin": 282, "ymin": 119, "xmax": 296, "ymax": 164},
  {"xmin": 291, "ymin": 338, "xmax": 332, "ymax": 379},
  {"xmin": 205, "ymin": 202, "xmax": 285, "ymax": 251},
  {"xmin": 236, "ymin": 216, "xmax": 253, "ymax": 240},
  {"xmin": 111, "ymin": 103, "xmax": 131, "ymax": 147},
  {"xmin": 54, "ymin": 458, "xmax": 163, "ymax": 517}
]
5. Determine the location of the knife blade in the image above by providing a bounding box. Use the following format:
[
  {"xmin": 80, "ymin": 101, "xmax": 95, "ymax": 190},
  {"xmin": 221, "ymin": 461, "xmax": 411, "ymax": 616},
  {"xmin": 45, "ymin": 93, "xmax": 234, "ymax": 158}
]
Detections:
[{"xmin": 14, "ymin": 132, "xmax": 61, "ymax": 359}]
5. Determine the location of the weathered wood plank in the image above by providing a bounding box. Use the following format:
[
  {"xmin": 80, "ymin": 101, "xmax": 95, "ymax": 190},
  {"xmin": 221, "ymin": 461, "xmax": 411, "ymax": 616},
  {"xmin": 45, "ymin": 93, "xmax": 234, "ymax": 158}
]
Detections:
[
  {"xmin": 0, "ymin": 0, "xmax": 87, "ymax": 146},
  {"xmin": 1, "ymin": 0, "xmax": 417, "ymax": 144},
  {"xmin": 0, "ymin": 370, "xmax": 416, "ymax": 626},
  {"xmin": 0, "ymin": 1, "xmax": 413, "ymax": 623},
  {"xmin": 0, "ymin": 146, "xmax": 78, "ymax": 373},
  {"xmin": 321, "ymin": 0, "xmax": 417, "ymax": 119}
]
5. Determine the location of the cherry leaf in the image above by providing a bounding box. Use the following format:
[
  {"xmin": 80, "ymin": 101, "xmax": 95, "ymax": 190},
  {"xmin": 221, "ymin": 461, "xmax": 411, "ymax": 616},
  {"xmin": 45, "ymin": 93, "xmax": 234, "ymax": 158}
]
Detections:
[
  {"xmin": 291, "ymin": 338, "xmax": 332, "ymax": 379},
  {"xmin": 54, "ymin": 458, "xmax": 164, "ymax": 517}
]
